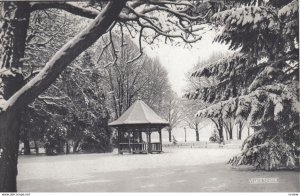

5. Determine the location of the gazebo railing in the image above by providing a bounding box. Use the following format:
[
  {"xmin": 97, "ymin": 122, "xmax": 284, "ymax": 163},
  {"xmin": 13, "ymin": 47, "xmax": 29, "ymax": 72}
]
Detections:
[
  {"xmin": 132, "ymin": 143, "xmax": 148, "ymax": 153},
  {"xmin": 119, "ymin": 143, "xmax": 148, "ymax": 153},
  {"xmin": 119, "ymin": 142, "xmax": 162, "ymax": 153},
  {"xmin": 149, "ymin": 142, "xmax": 162, "ymax": 152},
  {"xmin": 119, "ymin": 143, "xmax": 131, "ymax": 153}
]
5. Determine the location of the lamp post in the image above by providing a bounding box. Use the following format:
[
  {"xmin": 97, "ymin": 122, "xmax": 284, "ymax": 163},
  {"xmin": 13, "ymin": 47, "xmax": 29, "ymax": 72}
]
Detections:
[{"xmin": 184, "ymin": 127, "xmax": 186, "ymax": 143}]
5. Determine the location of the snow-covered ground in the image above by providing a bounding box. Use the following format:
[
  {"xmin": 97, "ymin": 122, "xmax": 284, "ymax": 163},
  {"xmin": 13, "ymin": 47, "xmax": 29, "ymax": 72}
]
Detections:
[
  {"xmin": 17, "ymin": 147, "xmax": 299, "ymax": 192},
  {"xmin": 18, "ymin": 148, "xmax": 239, "ymax": 181}
]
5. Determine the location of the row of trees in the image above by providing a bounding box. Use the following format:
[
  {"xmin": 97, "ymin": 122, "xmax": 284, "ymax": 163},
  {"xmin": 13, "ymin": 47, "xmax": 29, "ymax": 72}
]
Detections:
[
  {"xmin": 16, "ymin": 9, "xmax": 111, "ymax": 155},
  {"xmin": 186, "ymin": 0, "xmax": 299, "ymax": 170},
  {"xmin": 184, "ymin": 51, "xmax": 249, "ymax": 144}
]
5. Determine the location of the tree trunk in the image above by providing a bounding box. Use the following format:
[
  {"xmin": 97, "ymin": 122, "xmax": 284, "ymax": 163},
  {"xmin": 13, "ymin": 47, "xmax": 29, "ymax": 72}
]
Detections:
[
  {"xmin": 57, "ymin": 141, "xmax": 64, "ymax": 154},
  {"xmin": 228, "ymin": 130, "xmax": 233, "ymax": 140},
  {"xmin": 195, "ymin": 130, "xmax": 199, "ymax": 142},
  {"xmin": 23, "ymin": 139, "xmax": 30, "ymax": 155},
  {"xmin": 218, "ymin": 119, "xmax": 224, "ymax": 144},
  {"xmin": 211, "ymin": 118, "xmax": 224, "ymax": 144},
  {"xmin": 33, "ymin": 140, "xmax": 39, "ymax": 154},
  {"xmin": 0, "ymin": 2, "xmax": 30, "ymax": 192},
  {"xmin": 168, "ymin": 128, "xmax": 172, "ymax": 142},
  {"xmin": 219, "ymin": 129, "xmax": 224, "ymax": 144},
  {"xmin": 23, "ymin": 127, "xmax": 30, "ymax": 155},
  {"xmin": 238, "ymin": 122, "xmax": 243, "ymax": 140},
  {"xmin": 238, "ymin": 129, "xmax": 242, "ymax": 140},
  {"xmin": 195, "ymin": 126, "xmax": 199, "ymax": 142},
  {"xmin": 0, "ymin": 110, "xmax": 22, "ymax": 192},
  {"xmin": 224, "ymin": 121, "xmax": 233, "ymax": 140},
  {"xmin": 73, "ymin": 140, "xmax": 81, "ymax": 153},
  {"xmin": 217, "ymin": 126, "xmax": 223, "ymax": 144},
  {"xmin": 65, "ymin": 141, "xmax": 70, "ymax": 154}
]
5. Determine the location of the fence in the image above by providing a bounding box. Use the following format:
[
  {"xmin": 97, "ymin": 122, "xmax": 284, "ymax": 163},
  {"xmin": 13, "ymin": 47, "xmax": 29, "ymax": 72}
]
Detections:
[{"xmin": 163, "ymin": 140, "xmax": 242, "ymax": 149}]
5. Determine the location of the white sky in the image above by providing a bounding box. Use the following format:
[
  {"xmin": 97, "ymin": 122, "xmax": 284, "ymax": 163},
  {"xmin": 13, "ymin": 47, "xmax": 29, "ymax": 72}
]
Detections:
[{"xmin": 144, "ymin": 31, "xmax": 231, "ymax": 96}]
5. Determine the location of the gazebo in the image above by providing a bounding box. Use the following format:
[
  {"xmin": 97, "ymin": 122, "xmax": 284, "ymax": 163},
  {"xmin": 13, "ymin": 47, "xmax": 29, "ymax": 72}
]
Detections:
[{"xmin": 108, "ymin": 100, "xmax": 169, "ymax": 154}]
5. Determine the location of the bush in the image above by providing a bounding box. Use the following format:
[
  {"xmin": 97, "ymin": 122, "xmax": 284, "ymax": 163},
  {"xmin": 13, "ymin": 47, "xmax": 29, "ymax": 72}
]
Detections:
[
  {"xmin": 44, "ymin": 126, "xmax": 67, "ymax": 155},
  {"xmin": 209, "ymin": 129, "xmax": 220, "ymax": 143},
  {"xmin": 80, "ymin": 126, "xmax": 113, "ymax": 153},
  {"xmin": 172, "ymin": 135, "xmax": 178, "ymax": 145}
]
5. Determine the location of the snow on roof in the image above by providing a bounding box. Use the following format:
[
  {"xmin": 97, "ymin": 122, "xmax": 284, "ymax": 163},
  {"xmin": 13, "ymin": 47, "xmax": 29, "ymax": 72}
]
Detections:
[{"xmin": 108, "ymin": 100, "xmax": 169, "ymax": 127}]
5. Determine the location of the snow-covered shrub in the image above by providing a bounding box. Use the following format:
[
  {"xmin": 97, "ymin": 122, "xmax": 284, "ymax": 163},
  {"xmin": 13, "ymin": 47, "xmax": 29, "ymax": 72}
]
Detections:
[
  {"xmin": 209, "ymin": 129, "xmax": 220, "ymax": 143},
  {"xmin": 228, "ymin": 125, "xmax": 299, "ymax": 170},
  {"xmin": 44, "ymin": 123, "xmax": 67, "ymax": 155}
]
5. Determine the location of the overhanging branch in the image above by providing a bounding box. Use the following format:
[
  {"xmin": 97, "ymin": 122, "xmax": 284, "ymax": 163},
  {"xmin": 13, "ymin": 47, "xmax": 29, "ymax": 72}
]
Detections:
[
  {"xmin": 30, "ymin": 2, "xmax": 136, "ymax": 22},
  {"xmin": 3, "ymin": 0, "xmax": 127, "ymax": 112},
  {"xmin": 30, "ymin": 2, "xmax": 99, "ymax": 19}
]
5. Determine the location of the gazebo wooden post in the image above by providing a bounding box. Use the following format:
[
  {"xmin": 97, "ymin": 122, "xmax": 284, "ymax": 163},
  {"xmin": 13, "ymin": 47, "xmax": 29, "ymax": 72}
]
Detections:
[
  {"xmin": 128, "ymin": 131, "xmax": 131, "ymax": 153},
  {"xmin": 148, "ymin": 130, "xmax": 152, "ymax": 153},
  {"xmin": 159, "ymin": 129, "xmax": 162, "ymax": 152},
  {"xmin": 139, "ymin": 132, "xmax": 143, "ymax": 143},
  {"xmin": 117, "ymin": 129, "xmax": 120, "ymax": 154},
  {"xmin": 132, "ymin": 131, "xmax": 136, "ymax": 153},
  {"xmin": 146, "ymin": 129, "xmax": 149, "ymax": 153}
]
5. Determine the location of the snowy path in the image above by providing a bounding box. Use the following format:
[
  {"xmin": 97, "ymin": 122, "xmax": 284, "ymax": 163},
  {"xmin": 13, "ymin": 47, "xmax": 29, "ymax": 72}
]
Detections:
[{"xmin": 17, "ymin": 148, "xmax": 299, "ymax": 192}]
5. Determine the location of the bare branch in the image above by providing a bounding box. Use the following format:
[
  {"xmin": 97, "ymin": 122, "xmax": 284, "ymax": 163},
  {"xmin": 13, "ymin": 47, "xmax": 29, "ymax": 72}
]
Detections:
[
  {"xmin": 96, "ymin": 37, "xmax": 112, "ymax": 63},
  {"xmin": 126, "ymin": 27, "xmax": 143, "ymax": 64},
  {"xmin": 109, "ymin": 30, "xmax": 118, "ymax": 65}
]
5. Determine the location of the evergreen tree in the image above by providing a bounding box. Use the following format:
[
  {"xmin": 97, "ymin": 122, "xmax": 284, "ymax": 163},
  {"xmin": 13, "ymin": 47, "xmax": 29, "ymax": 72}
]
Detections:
[
  {"xmin": 186, "ymin": 0, "xmax": 299, "ymax": 170},
  {"xmin": 23, "ymin": 50, "xmax": 112, "ymax": 155}
]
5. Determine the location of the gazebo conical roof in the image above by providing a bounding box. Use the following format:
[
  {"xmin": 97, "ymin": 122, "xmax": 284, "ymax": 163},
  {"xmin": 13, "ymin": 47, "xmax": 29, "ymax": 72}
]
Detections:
[{"xmin": 108, "ymin": 100, "xmax": 169, "ymax": 127}]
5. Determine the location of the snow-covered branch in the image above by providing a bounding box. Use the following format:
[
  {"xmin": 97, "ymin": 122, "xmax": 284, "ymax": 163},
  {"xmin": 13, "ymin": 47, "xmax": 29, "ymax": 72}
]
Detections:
[
  {"xmin": 2, "ymin": 0, "xmax": 127, "ymax": 111},
  {"xmin": 196, "ymin": 83, "xmax": 300, "ymax": 126},
  {"xmin": 31, "ymin": 1, "xmax": 214, "ymax": 47},
  {"xmin": 30, "ymin": 2, "xmax": 99, "ymax": 19}
]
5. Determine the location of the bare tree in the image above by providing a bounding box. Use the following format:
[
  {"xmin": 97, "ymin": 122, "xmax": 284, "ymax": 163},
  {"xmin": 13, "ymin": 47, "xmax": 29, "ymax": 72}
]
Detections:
[
  {"xmin": 140, "ymin": 58, "xmax": 172, "ymax": 113},
  {"xmin": 181, "ymin": 99, "xmax": 208, "ymax": 142},
  {"xmin": 97, "ymin": 35, "xmax": 171, "ymax": 119},
  {"xmin": 161, "ymin": 93, "xmax": 184, "ymax": 142},
  {"xmin": 96, "ymin": 35, "xmax": 149, "ymax": 118}
]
